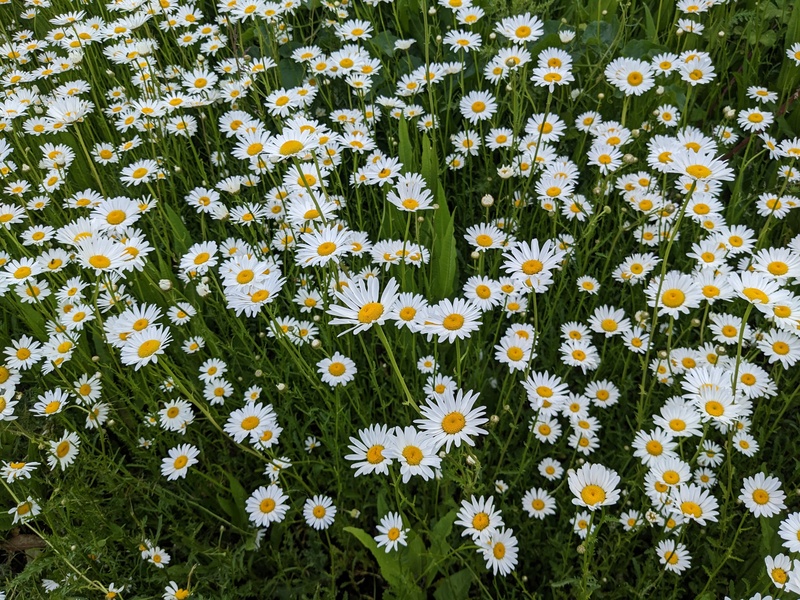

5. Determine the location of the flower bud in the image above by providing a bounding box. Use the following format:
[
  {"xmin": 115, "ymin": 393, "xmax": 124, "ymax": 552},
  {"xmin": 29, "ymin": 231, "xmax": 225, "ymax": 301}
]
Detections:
[{"xmin": 159, "ymin": 279, "xmax": 172, "ymax": 291}]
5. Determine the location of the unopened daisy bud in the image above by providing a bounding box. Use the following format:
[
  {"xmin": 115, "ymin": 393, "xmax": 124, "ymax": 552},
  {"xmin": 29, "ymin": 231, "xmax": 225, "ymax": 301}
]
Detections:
[
  {"xmin": 505, "ymin": 58, "xmax": 516, "ymax": 68},
  {"xmin": 676, "ymin": 28, "xmax": 683, "ymax": 36},
  {"xmin": 311, "ymin": 339, "xmax": 321, "ymax": 349},
  {"xmin": 601, "ymin": 9, "xmax": 607, "ymax": 14},
  {"xmin": 506, "ymin": 84, "xmax": 513, "ymax": 91},
  {"xmin": 258, "ymin": 331, "xmax": 265, "ymax": 338},
  {"xmin": 489, "ymin": 32, "xmax": 496, "ymax": 40},
  {"xmin": 107, "ymin": 420, "xmax": 114, "ymax": 427},
  {"xmin": 436, "ymin": 35, "xmax": 442, "ymax": 42},
  {"xmin": 577, "ymin": 545, "xmax": 586, "ymax": 554},
  {"xmin": 312, "ymin": 315, "xmax": 321, "ymax": 322},
  {"xmin": 417, "ymin": 216, "xmax": 425, "ymax": 223},
  {"xmin": 718, "ymin": 30, "xmax": 725, "ymax": 37},
  {"xmin": 631, "ymin": 129, "xmax": 640, "ymax": 137},
  {"xmin": 490, "ymin": 414, "xmax": 499, "ymax": 424},
  {"xmin": 466, "ymin": 455, "xmax": 476, "ymax": 466},
  {"xmin": 254, "ymin": 369, "xmax": 263, "ymax": 377},
  {"xmin": 716, "ymin": 346, "xmax": 727, "ymax": 356},
  {"xmin": 657, "ymin": 350, "xmax": 668, "ymax": 359},
  {"xmin": 597, "ymin": 93, "xmax": 605, "ymax": 100},
  {"xmin": 470, "ymin": 251, "xmax": 480, "ymax": 260},
  {"xmin": 577, "ymin": 457, "xmax": 585, "ymax": 464},
  {"xmin": 691, "ymin": 318, "xmax": 701, "ymax": 327},
  {"xmin": 656, "ymin": 86, "xmax": 664, "ymax": 95},
  {"xmin": 276, "ymin": 383, "xmax": 286, "ymax": 392},
  {"xmin": 603, "ymin": 205, "xmax": 612, "ymax": 214},
  {"xmin": 570, "ymin": 88, "xmax": 581, "ymax": 100},
  {"xmin": 593, "ymin": 187, "xmax": 602, "ymax": 195},
  {"xmin": 481, "ymin": 194, "xmax": 494, "ymax": 207},
  {"xmin": 438, "ymin": 450, "xmax": 446, "ymax": 458},
  {"xmin": 71, "ymin": 545, "xmax": 76, "ymax": 551},
  {"xmin": 349, "ymin": 508, "xmax": 360, "ymax": 518},
  {"xmin": 92, "ymin": 355, "xmax": 100, "ymax": 362},
  {"xmin": 623, "ymin": 154, "xmax": 635, "ymax": 164},
  {"xmin": 159, "ymin": 279, "xmax": 172, "ymax": 291},
  {"xmin": 428, "ymin": 6, "xmax": 436, "ymax": 14},
  {"xmin": 22, "ymin": 164, "xmax": 30, "ymax": 172}
]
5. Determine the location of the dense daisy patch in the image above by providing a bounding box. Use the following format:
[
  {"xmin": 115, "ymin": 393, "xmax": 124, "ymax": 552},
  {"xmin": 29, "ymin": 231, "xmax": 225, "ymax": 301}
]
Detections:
[{"xmin": 1, "ymin": 0, "xmax": 800, "ymax": 597}]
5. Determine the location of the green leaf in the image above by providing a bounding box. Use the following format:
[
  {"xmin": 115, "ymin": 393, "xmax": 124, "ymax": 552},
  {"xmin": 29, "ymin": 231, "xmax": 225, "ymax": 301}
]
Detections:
[
  {"xmin": 434, "ymin": 569, "xmax": 472, "ymax": 600},
  {"xmin": 398, "ymin": 117, "xmax": 413, "ymax": 172},
  {"xmin": 642, "ymin": 3, "xmax": 657, "ymax": 41},
  {"xmin": 344, "ymin": 526, "xmax": 414, "ymax": 594},
  {"xmin": 371, "ymin": 31, "xmax": 399, "ymax": 57},
  {"xmin": 430, "ymin": 184, "xmax": 456, "ymax": 301},
  {"xmin": 161, "ymin": 204, "xmax": 190, "ymax": 258},
  {"xmin": 429, "ymin": 509, "xmax": 456, "ymax": 560}
]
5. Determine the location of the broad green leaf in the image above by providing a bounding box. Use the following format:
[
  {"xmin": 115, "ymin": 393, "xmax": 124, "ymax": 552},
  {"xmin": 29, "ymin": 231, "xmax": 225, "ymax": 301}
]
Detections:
[
  {"xmin": 434, "ymin": 569, "xmax": 472, "ymax": 600},
  {"xmin": 162, "ymin": 204, "xmax": 190, "ymax": 258},
  {"xmin": 430, "ymin": 182, "xmax": 456, "ymax": 301},
  {"xmin": 429, "ymin": 509, "xmax": 456, "ymax": 560},
  {"xmin": 398, "ymin": 117, "xmax": 413, "ymax": 172},
  {"xmin": 345, "ymin": 526, "xmax": 405, "ymax": 588},
  {"xmin": 642, "ymin": 3, "xmax": 657, "ymax": 41}
]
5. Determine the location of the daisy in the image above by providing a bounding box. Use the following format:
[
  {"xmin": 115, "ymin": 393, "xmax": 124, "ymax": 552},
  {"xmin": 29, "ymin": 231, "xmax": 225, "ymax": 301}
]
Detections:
[
  {"xmin": 9, "ymin": 496, "xmax": 40, "ymax": 525},
  {"xmin": 375, "ymin": 512, "xmax": 408, "ymax": 552},
  {"xmin": 295, "ymin": 225, "xmax": 352, "ymax": 267},
  {"xmin": 303, "ymin": 495, "xmax": 336, "ymax": 530},
  {"xmin": 757, "ymin": 329, "xmax": 800, "ymax": 369},
  {"xmin": 605, "ymin": 57, "xmax": 655, "ymax": 96},
  {"xmin": 501, "ymin": 238, "xmax": 565, "ymax": 287},
  {"xmin": 224, "ymin": 402, "xmax": 274, "ymax": 443},
  {"xmin": 583, "ymin": 380, "xmax": 620, "ymax": 408},
  {"xmin": 479, "ymin": 528, "xmax": 519, "ymax": 576},
  {"xmin": 522, "ymin": 371, "xmax": 570, "ymax": 410},
  {"xmin": 422, "ymin": 298, "xmax": 482, "ymax": 343},
  {"xmin": 456, "ymin": 495, "xmax": 504, "ymax": 540},
  {"xmin": 576, "ymin": 276, "xmax": 600, "ymax": 294},
  {"xmin": 327, "ymin": 276, "xmax": 399, "ymax": 335},
  {"xmin": 415, "ymin": 388, "xmax": 488, "ymax": 452},
  {"xmin": 386, "ymin": 173, "xmax": 434, "ymax": 212},
  {"xmin": 1, "ymin": 460, "xmax": 39, "ymax": 483},
  {"xmin": 740, "ymin": 473, "xmax": 786, "ymax": 518},
  {"xmin": 345, "ymin": 424, "xmax": 393, "ymax": 476},
  {"xmin": 588, "ymin": 305, "xmax": 631, "ymax": 337},
  {"xmin": 656, "ymin": 540, "xmax": 691, "ymax": 574},
  {"xmin": 778, "ymin": 513, "xmax": 800, "ymax": 553},
  {"xmin": 539, "ymin": 458, "xmax": 564, "ymax": 481},
  {"xmin": 459, "ymin": 90, "xmax": 497, "ymax": 124},
  {"xmin": 494, "ymin": 336, "xmax": 534, "ymax": 371},
  {"xmin": 120, "ymin": 325, "xmax": 172, "ymax": 370},
  {"xmin": 161, "ymin": 444, "xmax": 199, "ymax": 480},
  {"xmin": 671, "ymin": 483, "xmax": 719, "ymax": 525},
  {"xmin": 245, "ymin": 485, "xmax": 289, "ymax": 527},
  {"xmin": 733, "ymin": 431, "xmax": 759, "ymax": 456},
  {"xmin": 568, "ymin": 463, "xmax": 621, "ymax": 511},
  {"xmin": 387, "ymin": 292, "xmax": 428, "ymax": 331},
  {"xmin": 47, "ymin": 430, "xmax": 80, "ymax": 470},
  {"xmin": 464, "ymin": 223, "xmax": 507, "ymax": 251},
  {"xmin": 559, "ymin": 339, "xmax": 600, "ymax": 373},
  {"xmin": 385, "ymin": 426, "xmax": 441, "ymax": 483},
  {"xmin": 645, "ymin": 271, "xmax": 702, "ymax": 318},
  {"xmin": 317, "ymin": 352, "xmax": 357, "ymax": 387},
  {"xmin": 632, "ymin": 428, "xmax": 678, "ymax": 466},
  {"xmin": 521, "ymin": 487, "xmax": 556, "ymax": 519},
  {"xmin": 766, "ymin": 554, "xmax": 793, "ymax": 588}
]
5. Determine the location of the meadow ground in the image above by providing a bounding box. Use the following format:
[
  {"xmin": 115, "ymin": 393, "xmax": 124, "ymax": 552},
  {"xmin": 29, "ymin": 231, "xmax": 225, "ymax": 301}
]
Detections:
[{"xmin": 1, "ymin": 0, "xmax": 800, "ymax": 598}]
